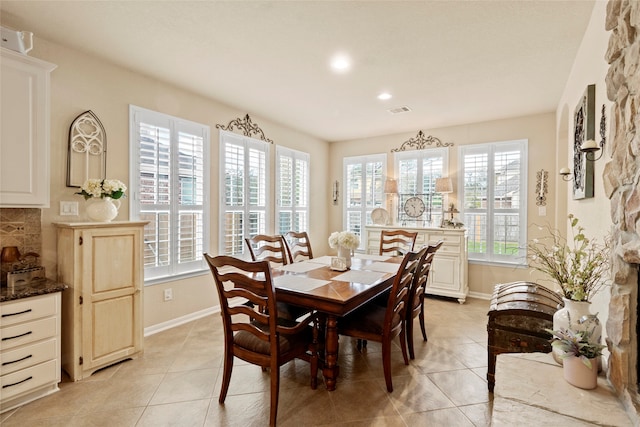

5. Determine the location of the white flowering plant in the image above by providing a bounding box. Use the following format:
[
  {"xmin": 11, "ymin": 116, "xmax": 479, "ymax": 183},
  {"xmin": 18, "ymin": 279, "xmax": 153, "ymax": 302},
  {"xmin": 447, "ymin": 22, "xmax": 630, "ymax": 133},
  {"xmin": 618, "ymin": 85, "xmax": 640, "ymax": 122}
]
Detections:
[
  {"xmin": 76, "ymin": 178, "xmax": 127, "ymax": 200},
  {"xmin": 527, "ymin": 214, "xmax": 610, "ymax": 302},
  {"xmin": 328, "ymin": 231, "xmax": 360, "ymax": 250}
]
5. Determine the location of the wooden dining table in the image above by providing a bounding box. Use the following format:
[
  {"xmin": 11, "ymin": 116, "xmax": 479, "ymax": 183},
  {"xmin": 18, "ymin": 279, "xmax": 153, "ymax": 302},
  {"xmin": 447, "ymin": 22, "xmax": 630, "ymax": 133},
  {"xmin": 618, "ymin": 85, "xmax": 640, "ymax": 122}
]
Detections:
[{"xmin": 271, "ymin": 254, "xmax": 401, "ymax": 391}]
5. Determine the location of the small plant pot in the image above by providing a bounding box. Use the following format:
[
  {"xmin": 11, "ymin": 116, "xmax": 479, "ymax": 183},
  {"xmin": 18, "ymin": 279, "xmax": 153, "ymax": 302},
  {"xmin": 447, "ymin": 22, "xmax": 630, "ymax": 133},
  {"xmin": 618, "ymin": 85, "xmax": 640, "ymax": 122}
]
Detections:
[{"xmin": 563, "ymin": 355, "xmax": 598, "ymax": 389}]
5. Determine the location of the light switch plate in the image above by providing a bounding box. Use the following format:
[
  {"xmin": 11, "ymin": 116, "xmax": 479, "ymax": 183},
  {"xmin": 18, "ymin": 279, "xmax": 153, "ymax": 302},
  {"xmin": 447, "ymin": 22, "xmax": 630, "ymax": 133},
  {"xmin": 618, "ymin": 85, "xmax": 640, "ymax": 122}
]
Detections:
[{"xmin": 60, "ymin": 201, "xmax": 79, "ymax": 216}]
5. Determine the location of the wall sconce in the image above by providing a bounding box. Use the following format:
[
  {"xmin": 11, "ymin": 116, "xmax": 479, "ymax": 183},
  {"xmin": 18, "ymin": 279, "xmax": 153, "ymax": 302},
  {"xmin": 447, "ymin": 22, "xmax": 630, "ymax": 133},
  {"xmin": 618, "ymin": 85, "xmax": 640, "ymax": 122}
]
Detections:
[
  {"xmin": 332, "ymin": 180, "xmax": 339, "ymax": 205},
  {"xmin": 559, "ymin": 167, "xmax": 573, "ymax": 182},
  {"xmin": 580, "ymin": 139, "xmax": 604, "ymax": 161}
]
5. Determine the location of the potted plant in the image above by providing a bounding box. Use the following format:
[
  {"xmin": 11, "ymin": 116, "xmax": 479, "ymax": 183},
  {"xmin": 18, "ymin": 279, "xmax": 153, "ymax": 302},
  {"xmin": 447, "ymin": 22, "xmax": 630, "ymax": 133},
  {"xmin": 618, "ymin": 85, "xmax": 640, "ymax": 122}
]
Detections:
[
  {"xmin": 547, "ymin": 328, "xmax": 606, "ymax": 389},
  {"xmin": 528, "ymin": 214, "xmax": 610, "ymax": 362}
]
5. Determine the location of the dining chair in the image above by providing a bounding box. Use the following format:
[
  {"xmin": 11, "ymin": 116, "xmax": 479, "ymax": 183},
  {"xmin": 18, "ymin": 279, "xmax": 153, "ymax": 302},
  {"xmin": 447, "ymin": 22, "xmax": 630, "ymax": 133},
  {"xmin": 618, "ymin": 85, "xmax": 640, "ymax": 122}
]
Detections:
[
  {"xmin": 284, "ymin": 231, "xmax": 314, "ymax": 263},
  {"xmin": 379, "ymin": 229, "xmax": 418, "ymax": 256},
  {"xmin": 204, "ymin": 254, "xmax": 319, "ymax": 427},
  {"xmin": 338, "ymin": 249, "xmax": 424, "ymax": 392},
  {"xmin": 405, "ymin": 241, "xmax": 443, "ymax": 359},
  {"xmin": 245, "ymin": 234, "xmax": 309, "ymax": 320},
  {"xmin": 245, "ymin": 234, "xmax": 289, "ymax": 266}
]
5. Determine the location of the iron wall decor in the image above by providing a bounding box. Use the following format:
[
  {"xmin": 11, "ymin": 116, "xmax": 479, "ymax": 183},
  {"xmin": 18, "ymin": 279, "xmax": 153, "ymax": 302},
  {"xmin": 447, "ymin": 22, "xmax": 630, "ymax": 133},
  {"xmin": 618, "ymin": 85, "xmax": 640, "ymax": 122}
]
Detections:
[
  {"xmin": 535, "ymin": 169, "xmax": 548, "ymax": 207},
  {"xmin": 572, "ymin": 84, "xmax": 595, "ymax": 199},
  {"xmin": 67, "ymin": 110, "xmax": 107, "ymax": 188},
  {"xmin": 216, "ymin": 114, "xmax": 273, "ymax": 144},
  {"xmin": 391, "ymin": 131, "xmax": 454, "ymax": 152}
]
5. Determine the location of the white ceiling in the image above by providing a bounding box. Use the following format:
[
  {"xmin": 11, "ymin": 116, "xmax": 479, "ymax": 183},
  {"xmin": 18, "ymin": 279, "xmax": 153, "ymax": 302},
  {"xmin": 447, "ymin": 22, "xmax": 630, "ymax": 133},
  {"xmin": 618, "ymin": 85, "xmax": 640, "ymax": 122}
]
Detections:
[{"xmin": 0, "ymin": 1, "xmax": 595, "ymax": 142}]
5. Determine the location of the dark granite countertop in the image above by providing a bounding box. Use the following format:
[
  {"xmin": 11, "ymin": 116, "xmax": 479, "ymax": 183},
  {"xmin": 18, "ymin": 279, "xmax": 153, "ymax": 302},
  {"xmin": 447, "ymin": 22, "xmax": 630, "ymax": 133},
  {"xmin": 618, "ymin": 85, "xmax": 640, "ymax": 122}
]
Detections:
[{"xmin": 0, "ymin": 278, "xmax": 68, "ymax": 303}]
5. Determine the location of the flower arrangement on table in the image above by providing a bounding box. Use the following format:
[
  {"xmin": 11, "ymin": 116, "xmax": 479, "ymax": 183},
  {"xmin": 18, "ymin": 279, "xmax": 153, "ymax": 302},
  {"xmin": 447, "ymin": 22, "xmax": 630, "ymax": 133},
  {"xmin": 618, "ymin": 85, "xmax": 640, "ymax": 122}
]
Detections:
[
  {"xmin": 76, "ymin": 178, "xmax": 127, "ymax": 200},
  {"xmin": 328, "ymin": 231, "xmax": 360, "ymax": 250},
  {"xmin": 527, "ymin": 214, "xmax": 610, "ymax": 302},
  {"xmin": 547, "ymin": 328, "xmax": 606, "ymax": 370}
]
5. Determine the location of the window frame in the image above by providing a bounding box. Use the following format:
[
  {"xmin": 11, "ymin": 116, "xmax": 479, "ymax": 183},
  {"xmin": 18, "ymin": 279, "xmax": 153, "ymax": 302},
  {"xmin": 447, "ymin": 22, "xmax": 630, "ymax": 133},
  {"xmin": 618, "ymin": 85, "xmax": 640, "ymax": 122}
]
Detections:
[
  {"xmin": 129, "ymin": 105, "xmax": 210, "ymax": 285},
  {"xmin": 343, "ymin": 153, "xmax": 387, "ymax": 251},
  {"xmin": 394, "ymin": 148, "xmax": 449, "ymax": 226},
  {"xmin": 219, "ymin": 130, "xmax": 271, "ymax": 258},
  {"xmin": 275, "ymin": 145, "xmax": 310, "ymax": 235},
  {"xmin": 459, "ymin": 139, "xmax": 528, "ymax": 265}
]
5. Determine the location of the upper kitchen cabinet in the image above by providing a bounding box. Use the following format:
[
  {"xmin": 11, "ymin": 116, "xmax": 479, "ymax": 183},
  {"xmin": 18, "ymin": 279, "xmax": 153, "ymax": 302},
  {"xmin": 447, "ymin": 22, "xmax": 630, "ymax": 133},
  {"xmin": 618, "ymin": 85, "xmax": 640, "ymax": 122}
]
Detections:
[{"xmin": 0, "ymin": 48, "xmax": 56, "ymax": 207}]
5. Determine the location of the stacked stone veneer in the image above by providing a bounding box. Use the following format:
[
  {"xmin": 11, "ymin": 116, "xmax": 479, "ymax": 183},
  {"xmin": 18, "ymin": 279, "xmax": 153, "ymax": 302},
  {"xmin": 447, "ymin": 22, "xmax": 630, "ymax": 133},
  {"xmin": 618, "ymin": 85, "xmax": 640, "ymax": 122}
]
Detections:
[{"xmin": 604, "ymin": 0, "xmax": 640, "ymax": 419}]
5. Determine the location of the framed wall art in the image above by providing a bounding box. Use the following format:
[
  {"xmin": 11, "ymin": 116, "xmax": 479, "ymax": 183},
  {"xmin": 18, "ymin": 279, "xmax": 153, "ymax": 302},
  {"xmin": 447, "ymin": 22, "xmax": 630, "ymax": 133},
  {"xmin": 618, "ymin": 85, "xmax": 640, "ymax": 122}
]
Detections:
[{"xmin": 572, "ymin": 84, "xmax": 595, "ymax": 199}]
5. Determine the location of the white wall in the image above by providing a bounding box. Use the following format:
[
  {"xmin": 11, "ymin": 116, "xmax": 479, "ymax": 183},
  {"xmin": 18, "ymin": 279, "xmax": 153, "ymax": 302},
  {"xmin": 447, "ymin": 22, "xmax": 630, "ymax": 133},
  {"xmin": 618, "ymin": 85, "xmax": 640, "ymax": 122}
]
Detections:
[
  {"xmin": 329, "ymin": 113, "xmax": 558, "ymax": 297},
  {"xmin": 554, "ymin": 0, "xmax": 612, "ymax": 336},
  {"xmin": 21, "ymin": 37, "xmax": 330, "ymax": 329}
]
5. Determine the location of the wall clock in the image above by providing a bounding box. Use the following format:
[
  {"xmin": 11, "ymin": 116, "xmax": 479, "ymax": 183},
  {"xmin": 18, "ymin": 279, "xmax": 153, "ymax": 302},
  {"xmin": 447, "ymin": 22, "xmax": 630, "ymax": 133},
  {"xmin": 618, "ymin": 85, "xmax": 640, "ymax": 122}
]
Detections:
[{"xmin": 403, "ymin": 196, "xmax": 426, "ymax": 218}]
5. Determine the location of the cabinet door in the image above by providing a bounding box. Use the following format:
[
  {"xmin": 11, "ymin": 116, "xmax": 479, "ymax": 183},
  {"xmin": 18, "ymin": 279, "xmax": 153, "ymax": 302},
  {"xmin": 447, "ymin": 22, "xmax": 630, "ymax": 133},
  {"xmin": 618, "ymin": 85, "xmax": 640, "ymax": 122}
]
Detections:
[
  {"xmin": 81, "ymin": 227, "xmax": 143, "ymax": 371},
  {"xmin": 0, "ymin": 50, "xmax": 55, "ymax": 207},
  {"xmin": 429, "ymin": 255, "xmax": 460, "ymax": 292}
]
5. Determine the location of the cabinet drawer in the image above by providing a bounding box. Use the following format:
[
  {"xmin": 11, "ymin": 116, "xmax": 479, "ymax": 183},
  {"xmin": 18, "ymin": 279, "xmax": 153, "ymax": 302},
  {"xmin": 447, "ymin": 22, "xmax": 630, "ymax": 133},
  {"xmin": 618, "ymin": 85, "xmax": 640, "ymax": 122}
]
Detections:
[
  {"xmin": 0, "ymin": 359, "xmax": 58, "ymax": 401},
  {"xmin": 0, "ymin": 294, "xmax": 57, "ymax": 327},
  {"xmin": 1, "ymin": 338, "xmax": 56, "ymax": 376},
  {"xmin": 428, "ymin": 234, "xmax": 461, "ymax": 245},
  {"xmin": 1, "ymin": 317, "xmax": 57, "ymax": 351}
]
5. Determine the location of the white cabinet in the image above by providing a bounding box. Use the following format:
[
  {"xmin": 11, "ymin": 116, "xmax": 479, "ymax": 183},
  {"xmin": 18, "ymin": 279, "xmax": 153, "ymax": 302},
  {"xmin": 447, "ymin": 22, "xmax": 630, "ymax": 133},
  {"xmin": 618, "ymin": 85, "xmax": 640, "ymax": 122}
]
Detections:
[
  {"xmin": 0, "ymin": 292, "xmax": 62, "ymax": 414},
  {"xmin": 0, "ymin": 48, "xmax": 56, "ymax": 207},
  {"xmin": 365, "ymin": 225, "xmax": 469, "ymax": 303},
  {"xmin": 55, "ymin": 221, "xmax": 146, "ymax": 381}
]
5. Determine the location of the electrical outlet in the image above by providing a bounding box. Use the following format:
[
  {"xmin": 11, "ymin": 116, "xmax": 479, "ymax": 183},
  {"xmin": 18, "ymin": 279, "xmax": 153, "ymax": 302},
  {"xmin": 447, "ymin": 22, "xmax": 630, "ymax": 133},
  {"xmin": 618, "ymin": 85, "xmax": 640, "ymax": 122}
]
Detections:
[
  {"xmin": 163, "ymin": 288, "xmax": 173, "ymax": 301},
  {"xmin": 60, "ymin": 201, "xmax": 79, "ymax": 216}
]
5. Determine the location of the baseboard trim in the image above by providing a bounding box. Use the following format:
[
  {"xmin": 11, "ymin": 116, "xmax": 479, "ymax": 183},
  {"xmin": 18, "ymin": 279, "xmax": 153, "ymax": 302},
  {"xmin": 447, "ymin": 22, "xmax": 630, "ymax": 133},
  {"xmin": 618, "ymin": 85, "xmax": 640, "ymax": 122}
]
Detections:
[
  {"xmin": 144, "ymin": 306, "xmax": 220, "ymax": 337},
  {"xmin": 468, "ymin": 291, "xmax": 492, "ymax": 300}
]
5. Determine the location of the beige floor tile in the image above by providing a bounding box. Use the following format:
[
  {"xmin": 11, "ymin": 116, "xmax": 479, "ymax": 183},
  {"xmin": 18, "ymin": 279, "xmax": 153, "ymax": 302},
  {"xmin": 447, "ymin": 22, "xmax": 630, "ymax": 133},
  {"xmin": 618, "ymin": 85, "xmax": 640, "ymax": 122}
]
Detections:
[
  {"xmin": 402, "ymin": 407, "xmax": 476, "ymax": 426},
  {"xmin": 413, "ymin": 343, "xmax": 469, "ymax": 373},
  {"xmin": 428, "ymin": 369, "xmax": 491, "ymax": 406},
  {"xmin": 137, "ymin": 399, "xmax": 210, "ymax": 426},
  {"xmin": 384, "ymin": 373, "xmax": 455, "ymax": 414},
  {"xmin": 204, "ymin": 393, "xmax": 271, "ymax": 427},
  {"xmin": 79, "ymin": 373, "xmax": 165, "ymax": 414},
  {"xmin": 328, "ymin": 378, "xmax": 399, "ymax": 422},
  {"xmin": 68, "ymin": 407, "xmax": 145, "ymax": 427},
  {"xmin": 4, "ymin": 297, "xmax": 496, "ymax": 426},
  {"xmin": 318, "ymin": 416, "xmax": 408, "ymax": 427},
  {"xmin": 149, "ymin": 368, "xmax": 218, "ymax": 405},
  {"xmin": 459, "ymin": 402, "xmax": 493, "ymax": 427}
]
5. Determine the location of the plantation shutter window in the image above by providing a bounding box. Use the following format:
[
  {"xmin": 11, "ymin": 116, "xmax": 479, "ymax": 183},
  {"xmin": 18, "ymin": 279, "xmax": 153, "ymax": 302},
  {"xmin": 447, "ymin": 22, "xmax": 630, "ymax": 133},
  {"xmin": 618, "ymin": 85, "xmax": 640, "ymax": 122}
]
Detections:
[
  {"xmin": 276, "ymin": 146, "xmax": 309, "ymax": 234},
  {"xmin": 130, "ymin": 106, "xmax": 210, "ymax": 283},
  {"xmin": 343, "ymin": 154, "xmax": 386, "ymax": 250},
  {"xmin": 220, "ymin": 130, "xmax": 270, "ymax": 257},
  {"xmin": 460, "ymin": 140, "xmax": 527, "ymax": 264}
]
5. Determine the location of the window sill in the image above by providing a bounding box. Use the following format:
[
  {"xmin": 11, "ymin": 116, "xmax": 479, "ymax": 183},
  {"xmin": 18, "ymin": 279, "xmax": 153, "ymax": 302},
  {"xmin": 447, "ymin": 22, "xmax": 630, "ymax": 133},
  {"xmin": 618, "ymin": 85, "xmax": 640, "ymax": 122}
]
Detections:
[
  {"xmin": 144, "ymin": 269, "xmax": 209, "ymax": 287},
  {"xmin": 468, "ymin": 259, "xmax": 528, "ymax": 269}
]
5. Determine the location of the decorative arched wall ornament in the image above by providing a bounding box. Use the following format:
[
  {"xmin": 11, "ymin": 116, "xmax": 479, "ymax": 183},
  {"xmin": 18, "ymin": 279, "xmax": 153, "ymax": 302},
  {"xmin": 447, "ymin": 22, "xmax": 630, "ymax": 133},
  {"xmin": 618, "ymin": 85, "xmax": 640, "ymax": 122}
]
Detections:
[
  {"xmin": 391, "ymin": 131, "xmax": 454, "ymax": 152},
  {"xmin": 216, "ymin": 114, "xmax": 273, "ymax": 144},
  {"xmin": 66, "ymin": 110, "xmax": 107, "ymax": 188}
]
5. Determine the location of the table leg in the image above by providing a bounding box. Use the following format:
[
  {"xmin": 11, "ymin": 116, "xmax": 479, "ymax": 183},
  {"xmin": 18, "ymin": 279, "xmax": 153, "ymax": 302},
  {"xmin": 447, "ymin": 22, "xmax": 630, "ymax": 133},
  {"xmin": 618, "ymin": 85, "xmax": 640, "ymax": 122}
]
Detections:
[{"xmin": 322, "ymin": 314, "xmax": 339, "ymax": 391}]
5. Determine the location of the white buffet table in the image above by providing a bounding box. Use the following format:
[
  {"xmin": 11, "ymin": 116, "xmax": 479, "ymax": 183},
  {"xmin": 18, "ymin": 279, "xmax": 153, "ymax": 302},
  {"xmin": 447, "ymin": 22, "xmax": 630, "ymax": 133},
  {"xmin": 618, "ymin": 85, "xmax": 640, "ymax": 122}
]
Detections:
[{"xmin": 364, "ymin": 225, "xmax": 469, "ymax": 303}]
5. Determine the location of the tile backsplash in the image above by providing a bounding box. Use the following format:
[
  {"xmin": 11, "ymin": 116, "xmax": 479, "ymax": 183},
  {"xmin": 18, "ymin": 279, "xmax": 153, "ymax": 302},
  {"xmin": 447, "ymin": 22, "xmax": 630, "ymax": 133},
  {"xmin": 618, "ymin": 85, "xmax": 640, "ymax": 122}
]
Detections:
[{"xmin": 0, "ymin": 208, "xmax": 42, "ymax": 281}]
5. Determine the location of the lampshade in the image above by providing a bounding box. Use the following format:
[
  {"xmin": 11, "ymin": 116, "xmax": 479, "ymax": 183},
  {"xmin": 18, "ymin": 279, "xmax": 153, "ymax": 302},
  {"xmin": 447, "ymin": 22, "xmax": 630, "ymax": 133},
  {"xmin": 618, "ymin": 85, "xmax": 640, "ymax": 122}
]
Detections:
[
  {"xmin": 384, "ymin": 178, "xmax": 398, "ymax": 194},
  {"xmin": 435, "ymin": 177, "xmax": 453, "ymax": 193}
]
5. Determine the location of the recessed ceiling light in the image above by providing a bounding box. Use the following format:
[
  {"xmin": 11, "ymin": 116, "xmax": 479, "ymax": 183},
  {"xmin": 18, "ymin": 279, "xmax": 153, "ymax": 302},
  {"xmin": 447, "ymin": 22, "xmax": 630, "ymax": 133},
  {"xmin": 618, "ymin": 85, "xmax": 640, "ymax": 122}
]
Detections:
[
  {"xmin": 330, "ymin": 54, "xmax": 351, "ymax": 73},
  {"xmin": 377, "ymin": 92, "xmax": 392, "ymax": 100}
]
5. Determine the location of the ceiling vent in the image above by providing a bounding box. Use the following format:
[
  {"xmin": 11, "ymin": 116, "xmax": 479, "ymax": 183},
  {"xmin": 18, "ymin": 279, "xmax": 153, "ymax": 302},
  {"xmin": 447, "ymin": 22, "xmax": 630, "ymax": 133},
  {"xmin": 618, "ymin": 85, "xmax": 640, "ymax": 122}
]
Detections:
[{"xmin": 387, "ymin": 106, "xmax": 411, "ymax": 115}]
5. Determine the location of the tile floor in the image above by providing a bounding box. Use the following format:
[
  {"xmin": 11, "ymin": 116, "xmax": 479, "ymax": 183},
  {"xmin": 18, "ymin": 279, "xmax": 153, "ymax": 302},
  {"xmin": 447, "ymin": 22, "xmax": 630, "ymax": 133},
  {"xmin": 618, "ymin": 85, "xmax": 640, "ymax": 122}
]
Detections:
[{"xmin": 0, "ymin": 296, "xmax": 492, "ymax": 426}]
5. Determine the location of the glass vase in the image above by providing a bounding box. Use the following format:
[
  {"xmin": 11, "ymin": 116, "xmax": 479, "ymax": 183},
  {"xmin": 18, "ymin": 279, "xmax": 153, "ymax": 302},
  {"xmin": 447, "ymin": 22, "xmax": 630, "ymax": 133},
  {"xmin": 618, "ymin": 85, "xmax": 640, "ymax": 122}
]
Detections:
[{"xmin": 337, "ymin": 245, "xmax": 352, "ymax": 269}]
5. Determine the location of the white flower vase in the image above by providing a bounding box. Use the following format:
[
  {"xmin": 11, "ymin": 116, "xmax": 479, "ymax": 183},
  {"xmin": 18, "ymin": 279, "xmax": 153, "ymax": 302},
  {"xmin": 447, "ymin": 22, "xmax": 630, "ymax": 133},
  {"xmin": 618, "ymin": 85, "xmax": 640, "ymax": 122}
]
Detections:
[
  {"xmin": 337, "ymin": 245, "xmax": 352, "ymax": 269},
  {"xmin": 86, "ymin": 197, "xmax": 120, "ymax": 222},
  {"xmin": 552, "ymin": 297, "xmax": 602, "ymax": 365},
  {"xmin": 563, "ymin": 356, "xmax": 598, "ymax": 389}
]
